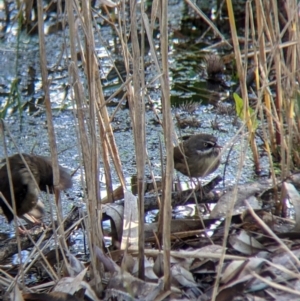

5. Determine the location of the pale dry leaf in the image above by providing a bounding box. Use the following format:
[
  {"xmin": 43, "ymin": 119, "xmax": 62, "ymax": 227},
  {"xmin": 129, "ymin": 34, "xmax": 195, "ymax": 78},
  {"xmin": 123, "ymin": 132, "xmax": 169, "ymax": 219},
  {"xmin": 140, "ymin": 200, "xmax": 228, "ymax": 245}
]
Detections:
[
  {"xmin": 272, "ymin": 248, "xmax": 300, "ymax": 270},
  {"xmin": 195, "ymin": 244, "xmax": 225, "ymax": 254},
  {"xmin": 10, "ymin": 285, "xmax": 24, "ymax": 301},
  {"xmin": 187, "ymin": 244, "xmax": 225, "ymax": 261},
  {"xmin": 121, "ymin": 253, "xmax": 135, "ymax": 273},
  {"xmin": 144, "ymin": 256, "xmax": 154, "ymax": 268},
  {"xmin": 131, "ymin": 256, "xmax": 158, "ymax": 280},
  {"xmin": 221, "ymin": 257, "xmax": 265, "ymax": 285},
  {"xmin": 210, "ymin": 186, "xmax": 262, "ymax": 219},
  {"xmin": 53, "ymin": 271, "xmax": 100, "ymax": 301},
  {"xmin": 103, "ymin": 203, "xmax": 124, "ymax": 242},
  {"xmin": 171, "ymin": 264, "xmax": 198, "ymax": 288},
  {"xmin": 53, "ymin": 268, "xmax": 87, "ymax": 294},
  {"xmin": 281, "ymin": 182, "xmax": 300, "ymax": 231},
  {"xmin": 219, "ymin": 272, "xmax": 253, "ymax": 293},
  {"xmin": 67, "ymin": 252, "xmax": 85, "ymax": 277},
  {"xmin": 229, "ymin": 230, "xmax": 265, "ymax": 255},
  {"xmin": 132, "ymin": 255, "xmax": 139, "ymax": 275},
  {"xmin": 240, "ymin": 258, "xmax": 265, "ymax": 277},
  {"xmin": 170, "ymin": 253, "xmax": 194, "ymax": 270},
  {"xmin": 99, "ymin": 0, "xmax": 118, "ymax": 7},
  {"xmin": 95, "ymin": 245, "xmax": 119, "ymax": 273},
  {"xmin": 72, "ymin": 280, "xmax": 100, "ymax": 301},
  {"xmin": 121, "ymin": 190, "xmax": 139, "ymax": 249},
  {"xmin": 221, "ymin": 260, "xmax": 246, "ymax": 284},
  {"xmin": 262, "ymin": 264, "xmax": 298, "ymax": 284},
  {"xmin": 145, "ymin": 266, "xmax": 159, "ymax": 281},
  {"xmin": 107, "ymin": 270, "xmax": 163, "ymax": 299},
  {"xmin": 53, "ymin": 277, "xmax": 79, "ymax": 294},
  {"xmin": 220, "ymin": 257, "xmax": 266, "ymax": 293},
  {"xmin": 144, "ymin": 278, "xmax": 164, "ymax": 301},
  {"xmin": 105, "ymin": 288, "xmax": 139, "ymax": 301}
]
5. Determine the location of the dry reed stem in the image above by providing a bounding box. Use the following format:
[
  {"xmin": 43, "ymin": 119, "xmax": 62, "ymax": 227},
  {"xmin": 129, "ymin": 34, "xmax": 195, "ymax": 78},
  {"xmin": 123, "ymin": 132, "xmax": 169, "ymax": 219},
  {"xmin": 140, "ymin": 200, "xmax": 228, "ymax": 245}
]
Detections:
[
  {"xmin": 90, "ymin": 41, "xmax": 127, "ymax": 196},
  {"xmin": 210, "ymin": 1, "xmax": 261, "ymax": 297},
  {"xmin": 142, "ymin": 8, "xmax": 164, "ymax": 246},
  {"xmin": 128, "ymin": 0, "xmax": 146, "ymax": 279},
  {"xmin": 66, "ymin": 1, "xmax": 103, "ymax": 293},
  {"xmin": 81, "ymin": 0, "xmax": 103, "ymax": 251},
  {"xmin": 271, "ymin": 1, "xmax": 286, "ymax": 177},
  {"xmin": 159, "ymin": 0, "xmax": 173, "ymax": 291},
  {"xmin": 253, "ymin": 0, "xmax": 300, "ymax": 182},
  {"xmin": 37, "ymin": 0, "xmax": 61, "ymax": 211},
  {"xmin": 37, "ymin": 1, "xmax": 70, "ymax": 280},
  {"xmin": 248, "ymin": 2, "xmax": 280, "ymax": 189},
  {"xmin": 228, "ymin": 0, "xmax": 260, "ymax": 172},
  {"xmin": 248, "ymin": 0, "xmax": 293, "ymax": 180},
  {"xmin": 143, "ymin": 0, "xmax": 174, "ymax": 289}
]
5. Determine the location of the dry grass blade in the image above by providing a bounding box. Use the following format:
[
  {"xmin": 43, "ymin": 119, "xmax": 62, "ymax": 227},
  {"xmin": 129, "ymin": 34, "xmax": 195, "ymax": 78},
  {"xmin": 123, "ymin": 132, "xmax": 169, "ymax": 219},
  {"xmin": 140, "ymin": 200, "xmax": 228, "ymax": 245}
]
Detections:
[
  {"xmin": 227, "ymin": 0, "xmax": 260, "ymax": 173},
  {"xmin": 121, "ymin": 191, "xmax": 139, "ymax": 250},
  {"xmin": 69, "ymin": 0, "xmax": 105, "ymax": 294},
  {"xmin": 37, "ymin": 0, "xmax": 63, "ymax": 222},
  {"xmin": 129, "ymin": 0, "xmax": 146, "ymax": 279},
  {"xmin": 159, "ymin": 0, "xmax": 173, "ymax": 291}
]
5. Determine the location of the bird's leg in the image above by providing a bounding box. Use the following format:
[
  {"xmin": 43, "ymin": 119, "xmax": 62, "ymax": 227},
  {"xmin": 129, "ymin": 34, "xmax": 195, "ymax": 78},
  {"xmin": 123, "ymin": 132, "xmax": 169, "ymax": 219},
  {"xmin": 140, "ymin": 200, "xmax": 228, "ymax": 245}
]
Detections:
[
  {"xmin": 17, "ymin": 226, "xmax": 29, "ymax": 235},
  {"xmin": 194, "ymin": 178, "xmax": 211, "ymax": 213},
  {"xmin": 22, "ymin": 199, "xmax": 45, "ymax": 225}
]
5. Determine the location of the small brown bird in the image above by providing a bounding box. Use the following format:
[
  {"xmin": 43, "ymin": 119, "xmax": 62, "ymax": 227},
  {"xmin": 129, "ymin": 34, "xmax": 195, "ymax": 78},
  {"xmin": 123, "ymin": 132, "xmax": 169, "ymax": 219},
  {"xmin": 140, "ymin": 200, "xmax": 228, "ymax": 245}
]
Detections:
[
  {"xmin": 0, "ymin": 154, "xmax": 72, "ymax": 223},
  {"xmin": 173, "ymin": 133, "xmax": 221, "ymax": 178}
]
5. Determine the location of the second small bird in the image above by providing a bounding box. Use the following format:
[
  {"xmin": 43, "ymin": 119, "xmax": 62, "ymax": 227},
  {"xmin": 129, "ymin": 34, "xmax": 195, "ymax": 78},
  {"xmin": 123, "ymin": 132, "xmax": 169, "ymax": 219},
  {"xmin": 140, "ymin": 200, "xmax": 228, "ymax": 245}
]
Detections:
[
  {"xmin": 0, "ymin": 154, "xmax": 73, "ymax": 223},
  {"xmin": 173, "ymin": 133, "xmax": 221, "ymax": 178}
]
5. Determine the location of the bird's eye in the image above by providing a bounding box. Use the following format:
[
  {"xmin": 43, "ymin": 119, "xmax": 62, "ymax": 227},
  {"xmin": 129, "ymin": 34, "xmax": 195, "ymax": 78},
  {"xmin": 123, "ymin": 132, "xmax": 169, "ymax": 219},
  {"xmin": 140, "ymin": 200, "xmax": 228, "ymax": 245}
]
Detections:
[{"xmin": 203, "ymin": 142, "xmax": 208, "ymax": 147}]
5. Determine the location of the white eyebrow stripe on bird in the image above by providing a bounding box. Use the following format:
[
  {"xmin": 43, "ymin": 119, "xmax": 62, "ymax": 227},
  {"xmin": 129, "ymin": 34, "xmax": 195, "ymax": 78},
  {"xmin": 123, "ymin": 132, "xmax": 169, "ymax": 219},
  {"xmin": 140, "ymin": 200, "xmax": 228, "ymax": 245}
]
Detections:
[{"xmin": 196, "ymin": 148, "xmax": 215, "ymax": 155}]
